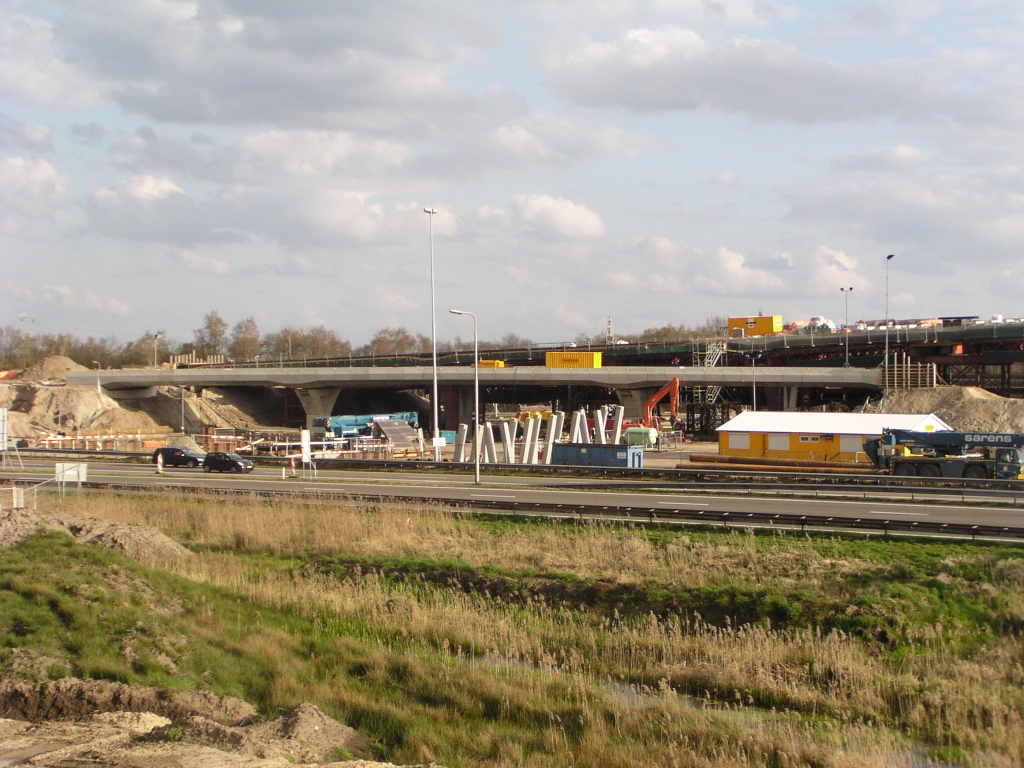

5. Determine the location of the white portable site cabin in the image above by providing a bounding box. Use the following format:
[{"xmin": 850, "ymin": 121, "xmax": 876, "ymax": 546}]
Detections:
[{"xmin": 716, "ymin": 411, "xmax": 953, "ymax": 463}]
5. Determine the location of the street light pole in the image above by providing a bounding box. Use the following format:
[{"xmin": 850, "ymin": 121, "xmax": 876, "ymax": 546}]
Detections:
[
  {"xmin": 181, "ymin": 386, "xmax": 186, "ymax": 434},
  {"xmin": 424, "ymin": 208, "xmax": 440, "ymax": 461},
  {"xmin": 450, "ymin": 309, "xmax": 479, "ymax": 484},
  {"xmin": 841, "ymin": 287, "xmax": 853, "ymax": 368},
  {"xmin": 884, "ymin": 254, "xmax": 895, "ymax": 395},
  {"xmin": 153, "ymin": 333, "xmax": 163, "ymax": 368}
]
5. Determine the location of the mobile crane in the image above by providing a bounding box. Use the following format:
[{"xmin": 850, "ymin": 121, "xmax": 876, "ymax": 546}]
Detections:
[{"xmin": 864, "ymin": 429, "xmax": 1024, "ymax": 480}]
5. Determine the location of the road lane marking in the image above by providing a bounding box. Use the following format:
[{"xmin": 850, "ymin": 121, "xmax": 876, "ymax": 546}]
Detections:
[
  {"xmin": 471, "ymin": 494, "xmax": 516, "ymax": 499},
  {"xmin": 869, "ymin": 510, "xmax": 928, "ymax": 516},
  {"xmin": 657, "ymin": 501, "xmax": 709, "ymax": 507}
]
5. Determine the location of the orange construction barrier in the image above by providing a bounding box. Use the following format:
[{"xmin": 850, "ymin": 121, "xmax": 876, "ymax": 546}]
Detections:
[
  {"xmin": 289, "ymin": 457, "xmax": 296, "ymax": 478},
  {"xmin": 156, "ymin": 452, "xmax": 164, "ymax": 474}
]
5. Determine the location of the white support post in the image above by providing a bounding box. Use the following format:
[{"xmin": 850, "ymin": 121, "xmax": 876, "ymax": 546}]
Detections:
[
  {"xmin": 520, "ymin": 417, "xmax": 536, "ymax": 463},
  {"xmin": 610, "ymin": 405, "xmax": 625, "ymax": 445},
  {"xmin": 525, "ymin": 414, "xmax": 543, "ymax": 464},
  {"xmin": 500, "ymin": 419, "xmax": 517, "ymax": 464},
  {"xmin": 579, "ymin": 409, "xmax": 592, "ymax": 444},
  {"xmin": 568, "ymin": 411, "xmax": 585, "ymax": 444},
  {"xmin": 482, "ymin": 423, "xmax": 498, "ymax": 463},
  {"xmin": 594, "ymin": 407, "xmax": 608, "ymax": 445},
  {"xmin": 453, "ymin": 423, "xmax": 468, "ymax": 463},
  {"xmin": 543, "ymin": 411, "xmax": 563, "ymax": 465}
]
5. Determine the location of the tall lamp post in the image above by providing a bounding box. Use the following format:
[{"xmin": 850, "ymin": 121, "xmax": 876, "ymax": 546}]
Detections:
[
  {"xmin": 840, "ymin": 286, "xmax": 853, "ymax": 368},
  {"xmin": 449, "ymin": 309, "xmax": 480, "ymax": 484},
  {"xmin": 424, "ymin": 208, "xmax": 440, "ymax": 460},
  {"xmin": 152, "ymin": 333, "xmax": 163, "ymax": 368},
  {"xmin": 884, "ymin": 254, "xmax": 895, "ymax": 395}
]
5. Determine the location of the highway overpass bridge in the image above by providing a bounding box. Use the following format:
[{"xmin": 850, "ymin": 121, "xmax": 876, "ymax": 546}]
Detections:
[{"xmin": 68, "ymin": 365, "xmax": 887, "ymax": 432}]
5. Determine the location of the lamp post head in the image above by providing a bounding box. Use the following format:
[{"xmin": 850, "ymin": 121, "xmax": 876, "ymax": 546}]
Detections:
[
  {"xmin": 449, "ymin": 309, "xmax": 464, "ymax": 316},
  {"xmin": 424, "ymin": 207, "xmax": 438, "ymax": 215},
  {"xmin": 887, "ymin": 254, "xmax": 895, "ymax": 261}
]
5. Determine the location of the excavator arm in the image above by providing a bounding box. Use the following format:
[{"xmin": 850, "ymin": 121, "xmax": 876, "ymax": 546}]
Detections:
[{"xmin": 642, "ymin": 378, "xmax": 679, "ymax": 429}]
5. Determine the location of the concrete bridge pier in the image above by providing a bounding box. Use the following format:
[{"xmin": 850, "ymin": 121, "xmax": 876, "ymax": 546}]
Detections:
[{"xmin": 294, "ymin": 387, "xmax": 342, "ymax": 434}]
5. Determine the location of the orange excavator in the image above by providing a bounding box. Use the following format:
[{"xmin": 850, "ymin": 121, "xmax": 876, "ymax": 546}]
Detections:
[{"xmin": 642, "ymin": 378, "xmax": 679, "ymax": 429}]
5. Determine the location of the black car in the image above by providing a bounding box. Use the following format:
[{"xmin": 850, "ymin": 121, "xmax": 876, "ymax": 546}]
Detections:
[
  {"xmin": 202, "ymin": 452, "xmax": 255, "ymax": 473},
  {"xmin": 152, "ymin": 447, "xmax": 205, "ymax": 468}
]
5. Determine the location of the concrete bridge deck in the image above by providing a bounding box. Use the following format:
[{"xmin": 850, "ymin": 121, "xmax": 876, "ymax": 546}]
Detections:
[{"xmin": 68, "ymin": 365, "xmax": 882, "ymax": 391}]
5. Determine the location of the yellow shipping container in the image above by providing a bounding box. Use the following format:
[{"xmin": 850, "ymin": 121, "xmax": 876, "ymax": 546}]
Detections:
[
  {"xmin": 728, "ymin": 315, "xmax": 783, "ymax": 337},
  {"xmin": 475, "ymin": 360, "xmax": 505, "ymax": 368},
  {"xmin": 545, "ymin": 351, "xmax": 602, "ymax": 368}
]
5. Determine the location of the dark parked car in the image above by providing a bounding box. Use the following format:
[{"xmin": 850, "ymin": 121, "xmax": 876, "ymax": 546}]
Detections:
[
  {"xmin": 202, "ymin": 452, "xmax": 254, "ymax": 473},
  {"xmin": 152, "ymin": 447, "xmax": 204, "ymax": 468}
]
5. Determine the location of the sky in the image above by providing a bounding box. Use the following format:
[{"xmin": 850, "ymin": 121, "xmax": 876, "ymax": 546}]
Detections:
[{"xmin": 2, "ymin": 0, "xmax": 1024, "ymax": 347}]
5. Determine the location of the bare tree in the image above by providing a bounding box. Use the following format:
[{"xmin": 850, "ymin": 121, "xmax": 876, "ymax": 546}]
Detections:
[
  {"xmin": 229, "ymin": 317, "xmax": 261, "ymax": 361},
  {"xmin": 193, "ymin": 311, "xmax": 229, "ymax": 357}
]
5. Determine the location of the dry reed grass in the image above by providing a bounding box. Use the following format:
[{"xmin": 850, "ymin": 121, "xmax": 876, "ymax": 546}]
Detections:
[{"xmin": 50, "ymin": 490, "xmax": 1024, "ymax": 765}]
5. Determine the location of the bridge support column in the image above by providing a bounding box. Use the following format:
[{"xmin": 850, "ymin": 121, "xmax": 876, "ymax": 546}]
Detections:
[
  {"xmin": 784, "ymin": 387, "xmax": 799, "ymax": 411},
  {"xmin": 294, "ymin": 387, "xmax": 342, "ymax": 435},
  {"xmin": 616, "ymin": 388, "xmax": 659, "ymax": 421}
]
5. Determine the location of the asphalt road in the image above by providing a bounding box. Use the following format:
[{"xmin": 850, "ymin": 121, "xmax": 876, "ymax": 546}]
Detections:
[{"xmin": 4, "ymin": 459, "xmax": 1024, "ymax": 532}]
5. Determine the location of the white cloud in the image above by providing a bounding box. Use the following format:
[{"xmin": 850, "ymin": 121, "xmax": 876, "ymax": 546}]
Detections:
[
  {"xmin": 694, "ymin": 246, "xmax": 785, "ymax": 294},
  {"xmin": 510, "ymin": 193, "xmax": 606, "ymax": 239},
  {"xmin": 0, "ymin": 15, "xmax": 103, "ymax": 106},
  {"xmin": 540, "ymin": 27, "xmax": 1006, "ymax": 125},
  {"xmin": 786, "ymin": 172, "xmax": 1024, "ymax": 261},
  {"xmin": 833, "ymin": 143, "xmax": 933, "ymax": 172},
  {"xmin": 83, "ymin": 175, "xmax": 234, "ymax": 243},
  {"xmin": 806, "ymin": 246, "xmax": 872, "ymax": 296},
  {"xmin": 0, "ymin": 115, "xmax": 53, "ymax": 151},
  {"xmin": 555, "ymin": 304, "xmax": 590, "ymax": 329},
  {"xmin": 712, "ymin": 170, "xmax": 738, "ymax": 187},
  {"xmin": 37, "ymin": 284, "xmax": 128, "ymax": 314},
  {"xmin": 375, "ymin": 287, "xmax": 417, "ymax": 311},
  {"xmin": 180, "ymin": 250, "xmax": 231, "ymax": 274},
  {"xmin": 0, "ymin": 157, "xmax": 68, "ymax": 231}
]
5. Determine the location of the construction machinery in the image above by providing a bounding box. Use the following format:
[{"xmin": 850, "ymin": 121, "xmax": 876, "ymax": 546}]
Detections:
[
  {"xmin": 643, "ymin": 378, "xmax": 679, "ymax": 430},
  {"xmin": 864, "ymin": 429, "xmax": 1024, "ymax": 480}
]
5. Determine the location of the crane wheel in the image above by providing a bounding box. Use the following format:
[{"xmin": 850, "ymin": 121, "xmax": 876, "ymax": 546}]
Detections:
[
  {"xmin": 918, "ymin": 464, "xmax": 941, "ymax": 478},
  {"xmin": 964, "ymin": 466, "xmax": 987, "ymax": 479},
  {"xmin": 894, "ymin": 463, "xmax": 917, "ymax": 477}
]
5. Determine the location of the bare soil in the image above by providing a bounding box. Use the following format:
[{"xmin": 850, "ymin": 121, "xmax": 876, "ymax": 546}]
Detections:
[
  {"xmin": 878, "ymin": 385, "xmax": 1024, "ymax": 432},
  {"xmin": 0, "ymin": 680, "xmax": 424, "ymax": 767},
  {"xmin": 0, "ymin": 508, "xmax": 192, "ymax": 562}
]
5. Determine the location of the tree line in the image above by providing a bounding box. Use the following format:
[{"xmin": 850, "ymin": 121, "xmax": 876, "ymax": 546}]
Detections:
[{"xmin": 0, "ymin": 311, "xmax": 728, "ymax": 370}]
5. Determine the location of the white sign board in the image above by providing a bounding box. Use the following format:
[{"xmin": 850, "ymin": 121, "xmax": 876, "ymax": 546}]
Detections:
[
  {"xmin": 300, "ymin": 429, "xmax": 312, "ymax": 464},
  {"xmin": 55, "ymin": 463, "xmax": 88, "ymax": 483},
  {"xmin": 0, "ymin": 407, "xmax": 7, "ymax": 448},
  {"xmin": 432, "ymin": 437, "xmax": 447, "ymax": 447}
]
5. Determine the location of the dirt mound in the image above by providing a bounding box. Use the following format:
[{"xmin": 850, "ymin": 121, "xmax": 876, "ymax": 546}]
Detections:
[
  {"xmin": 17, "ymin": 355, "xmax": 86, "ymax": 383},
  {"xmin": 0, "ymin": 680, "xmax": 427, "ymax": 767},
  {"xmin": 41, "ymin": 512, "xmax": 195, "ymax": 561},
  {"xmin": 0, "ymin": 509, "xmax": 40, "ymax": 549},
  {"xmin": 26, "ymin": 385, "xmax": 125, "ymax": 432},
  {"xmin": 0, "ymin": 508, "xmax": 193, "ymax": 562},
  {"xmin": 879, "ymin": 386, "xmax": 1024, "ymax": 432}
]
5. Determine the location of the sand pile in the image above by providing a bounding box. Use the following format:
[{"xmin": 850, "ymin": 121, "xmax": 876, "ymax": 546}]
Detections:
[
  {"xmin": 17, "ymin": 355, "xmax": 86, "ymax": 383},
  {"xmin": 0, "ymin": 508, "xmax": 193, "ymax": 561},
  {"xmin": 878, "ymin": 386, "xmax": 1024, "ymax": 432},
  {"xmin": 0, "ymin": 680, "xmax": 423, "ymax": 767}
]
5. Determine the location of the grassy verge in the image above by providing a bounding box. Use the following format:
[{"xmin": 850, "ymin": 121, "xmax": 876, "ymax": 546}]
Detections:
[{"xmin": 4, "ymin": 490, "xmax": 1024, "ymax": 765}]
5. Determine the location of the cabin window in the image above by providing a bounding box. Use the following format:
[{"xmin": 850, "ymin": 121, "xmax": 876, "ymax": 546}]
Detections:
[
  {"xmin": 728, "ymin": 433, "xmax": 750, "ymax": 450},
  {"xmin": 799, "ymin": 435, "xmax": 820, "ymax": 443},
  {"xmin": 767, "ymin": 434, "xmax": 789, "ymax": 451},
  {"xmin": 839, "ymin": 435, "xmax": 863, "ymax": 454}
]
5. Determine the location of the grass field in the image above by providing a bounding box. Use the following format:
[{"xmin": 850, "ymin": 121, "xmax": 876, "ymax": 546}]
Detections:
[{"xmin": 3, "ymin": 490, "xmax": 1024, "ymax": 766}]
